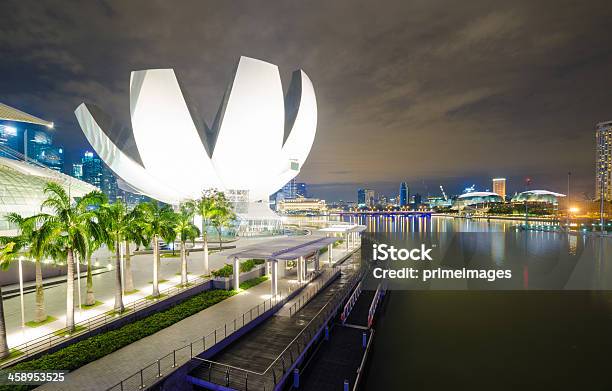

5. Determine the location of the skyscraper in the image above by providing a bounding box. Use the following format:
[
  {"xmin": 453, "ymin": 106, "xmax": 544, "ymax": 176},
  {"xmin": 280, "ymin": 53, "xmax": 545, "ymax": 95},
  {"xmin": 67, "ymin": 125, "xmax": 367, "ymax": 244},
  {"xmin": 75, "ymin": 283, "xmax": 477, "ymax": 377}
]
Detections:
[
  {"xmin": 296, "ymin": 182, "xmax": 308, "ymax": 198},
  {"xmin": 282, "ymin": 179, "xmax": 298, "ymax": 199},
  {"xmin": 399, "ymin": 182, "xmax": 409, "ymax": 206},
  {"xmin": 81, "ymin": 151, "xmax": 103, "ymax": 188},
  {"xmin": 72, "ymin": 163, "xmax": 83, "ymax": 180},
  {"xmin": 492, "ymin": 178, "xmax": 506, "ymax": 199},
  {"xmin": 357, "ymin": 188, "xmax": 375, "ymax": 207},
  {"xmin": 27, "ymin": 130, "xmax": 64, "ymax": 172},
  {"xmin": 596, "ymin": 121, "xmax": 612, "ymax": 201}
]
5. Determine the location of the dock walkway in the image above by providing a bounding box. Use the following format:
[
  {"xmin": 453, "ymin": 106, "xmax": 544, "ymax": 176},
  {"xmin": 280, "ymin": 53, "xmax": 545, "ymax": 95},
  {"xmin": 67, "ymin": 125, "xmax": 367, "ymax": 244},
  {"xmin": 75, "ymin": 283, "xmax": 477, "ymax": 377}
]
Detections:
[{"xmin": 188, "ymin": 253, "xmax": 361, "ymax": 391}]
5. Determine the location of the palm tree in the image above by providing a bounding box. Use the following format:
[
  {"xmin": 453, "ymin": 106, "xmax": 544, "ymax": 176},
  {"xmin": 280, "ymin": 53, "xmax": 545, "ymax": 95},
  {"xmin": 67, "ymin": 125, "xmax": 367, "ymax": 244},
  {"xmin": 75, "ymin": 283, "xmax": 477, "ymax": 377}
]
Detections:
[
  {"xmin": 123, "ymin": 210, "xmax": 144, "ymax": 293},
  {"xmin": 83, "ymin": 228, "xmax": 105, "ymax": 306},
  {"xmin": 137, "ymin": 201, "xmax": 176, "ymax": 297},
  {"xmin": 40, "ymin": 183, "xmax": 105, "ymax": 332},
  {"xmin": 99, "ymin": 200, "xmax": 138, "ymax": 313},
  {"xmin": 0, "ymin": 242, "xmax": 16, "ymax": 359},
  {"xmin": 175, "ymin": 205, "xmax": 200, "ymax": 286},
  {"xmin": 209, "ymin": 193, "xmax": 236, "ymax": 252},
  {"xmin": 2, "ymin": 213, "xmax": 55, "ymax": 323},
  {"xmin": 189, "ymin": 190, "xmax": 218, "ymax": 275}
]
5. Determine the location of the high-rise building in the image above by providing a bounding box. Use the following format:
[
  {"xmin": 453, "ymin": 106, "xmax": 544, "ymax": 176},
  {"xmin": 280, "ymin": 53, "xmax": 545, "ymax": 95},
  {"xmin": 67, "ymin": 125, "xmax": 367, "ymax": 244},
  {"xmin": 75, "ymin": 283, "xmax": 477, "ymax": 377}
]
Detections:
[
  {"xmin": 296, "ymin": 182, "xmax": 308, "ymax": 198},
  {"xmin": 81, "ymin": 151, "xmax": 103, "ymax": 188},
  {"xmin": 492, "ymin": 178, "xmax": 506, "ymax": 199},
  {"xmin": 399, "ymin": 182, "xmax": 409, "ymax": 206},
  {"xmin": 1, "ymin": 102, "xmax": 53, "ymax": 153},
  {"xmin": 26, "ymin": 130, "xmax": 64, "ymax": 172},
  {"xmin": 357, "ymin": 188, "xmax": 375, "ymax": 207},
  {"xmin": 80, "ymin": 150, "xmax": 121, "ymax": 200},
  {"xmin": 0, "ymin": 124, "xmax": 20, "ymax": 157},
  {"xmin": 72, "ymin": 163, "xmax": 83, "ymax": 180},
  {"xmin": 101, "ymin": 165, "xmax": 120, "ymax": 201},
  {"xmin": 596, "ymin": 121, "xmax": 612, "ymax": 201},
  {"xmin": 282, "ymin": 179, "xmax": 298, "ymax": 199}
]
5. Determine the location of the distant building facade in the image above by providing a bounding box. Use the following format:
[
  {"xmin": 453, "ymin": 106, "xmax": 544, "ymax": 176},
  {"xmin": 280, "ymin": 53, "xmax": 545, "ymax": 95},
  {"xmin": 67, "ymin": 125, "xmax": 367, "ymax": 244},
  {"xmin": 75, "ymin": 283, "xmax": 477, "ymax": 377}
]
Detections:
[
  {"xmin": 277, "ymin": 197, "xmax": 326, "ymax": 215},
  {"xmin": 399, "ymin": 182, "xmax": 409, "ymax": 206},
  {"xmin": 492, "ymin": 178, "xmax": 506, "ymax": 199},
  {"xmin": 357, "ymin": 188, "xmax": 375, "ymax": 207},
  {"xmin": 596, "ymin": 121, "xmax": 612, "ymax": 201}
]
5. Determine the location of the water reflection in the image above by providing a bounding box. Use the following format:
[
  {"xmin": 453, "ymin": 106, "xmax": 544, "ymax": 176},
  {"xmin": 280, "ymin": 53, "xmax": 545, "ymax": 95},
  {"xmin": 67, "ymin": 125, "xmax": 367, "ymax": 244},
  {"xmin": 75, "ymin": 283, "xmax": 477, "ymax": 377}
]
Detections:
[{"xmin": 347, "ymin": 214, "xmax": 612, "ymax": 290}]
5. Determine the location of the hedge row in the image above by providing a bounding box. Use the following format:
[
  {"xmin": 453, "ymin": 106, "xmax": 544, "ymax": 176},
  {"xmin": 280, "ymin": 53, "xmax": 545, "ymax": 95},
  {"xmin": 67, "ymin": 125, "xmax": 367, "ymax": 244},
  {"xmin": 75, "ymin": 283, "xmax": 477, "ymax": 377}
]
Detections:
[
  {"xmin": 239, "ymin": 276, "xmax": 268, "ymax": 290},
  {"xmin": 212, "ymin": 258, "xmax": 265, "ymax": 278},
  {"xmin": 3, "ymin": 289, "xmax": 236, "ymax": 391}
]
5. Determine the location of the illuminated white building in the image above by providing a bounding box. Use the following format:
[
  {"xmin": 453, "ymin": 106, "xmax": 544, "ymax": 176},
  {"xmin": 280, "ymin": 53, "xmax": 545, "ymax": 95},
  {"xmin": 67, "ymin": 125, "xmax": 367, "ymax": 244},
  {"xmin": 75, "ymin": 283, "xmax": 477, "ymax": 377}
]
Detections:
[
  {"xmin": 277, "ymin": 197, "xmax": 327, "ymax": 215},
  {"xmin": 75, "ymin": 56, "xmax": 317, "ymax": 228}
]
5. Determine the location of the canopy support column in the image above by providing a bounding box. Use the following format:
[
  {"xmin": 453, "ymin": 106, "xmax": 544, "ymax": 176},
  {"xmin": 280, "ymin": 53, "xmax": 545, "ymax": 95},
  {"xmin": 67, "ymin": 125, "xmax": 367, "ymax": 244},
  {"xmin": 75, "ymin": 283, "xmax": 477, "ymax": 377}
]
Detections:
[
  {"xmin": 271, "ymin": 260, "xmax": 278, "ymax": 297},
  {"xmin": 299, "ymin": 256, "xmax": 305, "ymax": 282},
  {"xmin": 233, "ymin": 257, "xmax": 240, "ymax": 290},
  {"xmin": 328, "ymin": 243, "xmax": 333, "ymax": 265}
]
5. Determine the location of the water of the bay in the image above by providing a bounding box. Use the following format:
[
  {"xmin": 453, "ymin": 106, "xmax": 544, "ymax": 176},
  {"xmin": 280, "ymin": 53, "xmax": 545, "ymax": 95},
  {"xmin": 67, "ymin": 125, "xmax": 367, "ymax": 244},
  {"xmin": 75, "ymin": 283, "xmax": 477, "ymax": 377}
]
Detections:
[{"xmin": 345, "ymin": 215, "xmax": 612, "ymax": 390}]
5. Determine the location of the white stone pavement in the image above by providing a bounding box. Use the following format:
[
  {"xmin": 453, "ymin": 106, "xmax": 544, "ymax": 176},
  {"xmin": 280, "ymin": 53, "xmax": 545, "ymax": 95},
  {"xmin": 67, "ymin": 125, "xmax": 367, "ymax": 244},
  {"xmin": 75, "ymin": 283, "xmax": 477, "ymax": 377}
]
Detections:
[
  {"xmin": 35, "ymin": 243, "xmax": 355, "ymax": 391},
  {"xmin": 2, "ymin": 236, "xmax": 277, "ymax": 350}
]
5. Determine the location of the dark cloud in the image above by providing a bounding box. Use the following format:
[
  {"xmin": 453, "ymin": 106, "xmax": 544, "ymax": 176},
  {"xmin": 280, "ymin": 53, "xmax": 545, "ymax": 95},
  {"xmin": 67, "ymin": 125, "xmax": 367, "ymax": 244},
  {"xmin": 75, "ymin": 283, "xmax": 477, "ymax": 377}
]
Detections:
[{"xmin": 1, "ymin": 0, "xmax": 611, "ymax": 201}]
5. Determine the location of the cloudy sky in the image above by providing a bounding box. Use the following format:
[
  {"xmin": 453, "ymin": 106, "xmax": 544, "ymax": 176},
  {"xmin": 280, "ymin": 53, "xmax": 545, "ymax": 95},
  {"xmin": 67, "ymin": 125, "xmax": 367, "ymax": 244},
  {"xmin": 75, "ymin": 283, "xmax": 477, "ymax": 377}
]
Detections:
[{"xmin": 1, "ymin": 0, "xmax": 611, "ymax": 201}]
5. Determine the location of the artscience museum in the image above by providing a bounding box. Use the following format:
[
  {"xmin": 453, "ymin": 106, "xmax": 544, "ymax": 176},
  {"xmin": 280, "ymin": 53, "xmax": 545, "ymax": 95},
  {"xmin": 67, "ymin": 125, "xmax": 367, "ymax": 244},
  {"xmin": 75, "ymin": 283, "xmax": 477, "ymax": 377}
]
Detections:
[{"xmin": 75, "ymin": 56, "xmax": 317, "ymax": 232}]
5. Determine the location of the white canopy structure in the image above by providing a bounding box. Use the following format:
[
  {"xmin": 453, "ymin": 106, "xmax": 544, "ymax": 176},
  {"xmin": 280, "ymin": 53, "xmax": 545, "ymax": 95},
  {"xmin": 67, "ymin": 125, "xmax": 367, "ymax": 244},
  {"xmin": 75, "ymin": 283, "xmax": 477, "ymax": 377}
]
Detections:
[
  {"xmin": 75, "ymin": 56, "xmax": 318, "ymax": 224},
  {"xmin": 225, "ymin": 235, "xmax": 354, "ymax": 296}
]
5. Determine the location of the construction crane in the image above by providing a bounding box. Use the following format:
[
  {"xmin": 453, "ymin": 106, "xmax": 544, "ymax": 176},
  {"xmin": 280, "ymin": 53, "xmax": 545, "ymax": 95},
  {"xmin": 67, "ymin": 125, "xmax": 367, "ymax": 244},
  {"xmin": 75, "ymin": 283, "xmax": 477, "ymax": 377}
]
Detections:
[{"xmin": 440, "ymin": 185, "xmax": 448, "ymax": 201}]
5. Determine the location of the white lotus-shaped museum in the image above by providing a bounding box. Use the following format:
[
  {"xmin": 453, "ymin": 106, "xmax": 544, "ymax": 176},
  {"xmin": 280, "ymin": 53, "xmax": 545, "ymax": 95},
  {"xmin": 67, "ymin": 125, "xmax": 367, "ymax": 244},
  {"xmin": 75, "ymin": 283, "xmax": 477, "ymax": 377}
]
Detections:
[{"xmin": 75, "ymin": 56, "xmax": 317, "ymax": 211}]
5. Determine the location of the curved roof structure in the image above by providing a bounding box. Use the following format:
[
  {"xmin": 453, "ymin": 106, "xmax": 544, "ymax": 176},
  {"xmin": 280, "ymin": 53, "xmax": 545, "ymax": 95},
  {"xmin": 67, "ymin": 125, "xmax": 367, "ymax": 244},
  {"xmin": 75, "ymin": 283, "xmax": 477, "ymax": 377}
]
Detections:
[
  {"xmin": 0, "ymin": 157, "xmax": 96, "ymax": 232},
  {"xmin": 458, "ymin": 191, "xmax": 501, "ymax": 199},
  {"xmin": 452, "ymin": 191, "xmax": 503, "ymax": 210},
  {"xmin": 75, "ymin": 56, "xmax": 317, "ymax": 205},
  {"xmin": 511, "ymin": 190, "xmax": 565, "ymax": 204},
  {"xmin": 0, "ymin": 102, "xmax": 53, "ymax": 128}
]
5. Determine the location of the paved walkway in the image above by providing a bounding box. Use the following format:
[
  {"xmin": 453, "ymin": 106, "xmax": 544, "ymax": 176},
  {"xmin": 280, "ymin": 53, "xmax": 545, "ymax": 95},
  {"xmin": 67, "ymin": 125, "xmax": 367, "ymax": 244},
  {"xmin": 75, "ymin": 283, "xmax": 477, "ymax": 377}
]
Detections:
[
  {"xmin": 3, "ymin": 236, "xmax": 279, "ymax": 349},
  {"xmin": 36, "ymin": 245, "xmax": 355, "ymax": 391}
]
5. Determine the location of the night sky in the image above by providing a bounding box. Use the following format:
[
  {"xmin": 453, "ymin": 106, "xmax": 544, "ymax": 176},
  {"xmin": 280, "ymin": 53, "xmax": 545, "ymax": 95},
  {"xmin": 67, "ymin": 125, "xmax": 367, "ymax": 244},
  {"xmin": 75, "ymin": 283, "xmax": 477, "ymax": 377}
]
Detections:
[{"xmin": 1, "ymin": 0, "xmax": 612, "ymax": 201}]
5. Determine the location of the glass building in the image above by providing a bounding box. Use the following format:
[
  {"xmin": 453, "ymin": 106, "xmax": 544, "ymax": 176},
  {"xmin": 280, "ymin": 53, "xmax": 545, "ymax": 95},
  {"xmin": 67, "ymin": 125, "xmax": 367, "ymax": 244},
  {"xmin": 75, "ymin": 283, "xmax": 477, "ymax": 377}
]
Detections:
[{"xmin": 399, "ymin": 182, "xmax": 408, "ymax": 206}]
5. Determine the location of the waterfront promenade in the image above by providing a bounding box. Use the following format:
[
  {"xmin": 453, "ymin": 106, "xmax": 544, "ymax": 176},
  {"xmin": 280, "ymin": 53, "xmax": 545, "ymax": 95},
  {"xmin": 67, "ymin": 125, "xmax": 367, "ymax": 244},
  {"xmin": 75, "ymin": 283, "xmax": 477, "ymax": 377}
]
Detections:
[
  {"xmin": 2, "ymin": 236, "xmax": 278, "ymax": 352},
  {"xmin": 32, "ymin": 241, "xmax": 354, "ymax": 390}
]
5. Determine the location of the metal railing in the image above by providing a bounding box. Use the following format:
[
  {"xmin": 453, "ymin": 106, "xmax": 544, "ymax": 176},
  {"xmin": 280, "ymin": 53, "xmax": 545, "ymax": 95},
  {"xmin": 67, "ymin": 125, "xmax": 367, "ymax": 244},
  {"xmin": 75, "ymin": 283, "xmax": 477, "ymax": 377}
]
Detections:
[
  {"xmin": 340, "ymin": 280, "xmax": 362, "ymax": 323},
  {"xmin": 2, "ymin": 272, "xmax": 215, "ymax": 368},
  {"xmin": 286, "ymin": 267, "xmax": 339, "ymax": 317},
  {"xmin": 106, "ymin": 280, "xmax": 309, "ymax": 391},
  {"xmin": 190, "ymin": 270, "xmax": 364, "ymax": 391}
]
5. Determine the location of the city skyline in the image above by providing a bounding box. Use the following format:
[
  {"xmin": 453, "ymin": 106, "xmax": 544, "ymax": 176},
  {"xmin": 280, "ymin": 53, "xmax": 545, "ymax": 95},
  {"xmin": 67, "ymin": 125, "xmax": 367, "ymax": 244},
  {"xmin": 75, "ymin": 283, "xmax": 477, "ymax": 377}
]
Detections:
[{"xmin": 2, "ymin": 1, "xmax": 612, "ymax": 201}]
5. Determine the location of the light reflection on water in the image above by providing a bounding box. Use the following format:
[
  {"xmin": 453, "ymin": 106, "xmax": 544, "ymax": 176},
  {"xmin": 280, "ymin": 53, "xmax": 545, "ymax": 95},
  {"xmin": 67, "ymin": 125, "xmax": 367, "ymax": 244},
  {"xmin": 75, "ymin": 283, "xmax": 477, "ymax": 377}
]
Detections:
[
  {"xmin": 354, "ymin": 215, "xmax": 612, "ymax": 390},
  {"xmin": 342, "ymin": 214, "xmax": 611, "ymax": 290}
]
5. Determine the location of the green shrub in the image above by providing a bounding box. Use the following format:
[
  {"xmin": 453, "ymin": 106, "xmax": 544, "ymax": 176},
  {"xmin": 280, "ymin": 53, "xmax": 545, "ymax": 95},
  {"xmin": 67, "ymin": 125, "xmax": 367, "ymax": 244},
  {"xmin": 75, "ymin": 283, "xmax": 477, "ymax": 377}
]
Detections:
[
  {"xmin": 3, "ymin": 289, "xmax": 236, "ymax": 391},
  {"xmin": 212, "ymin": 264, "xmax": 233, "ymax": 278},
  {"xmin": 239, "ymin": 276, "xmax": 268, "ymax": 290},
  {"xmin": 212, "ymin": 259, "xmax": 265, "ymax": 278}
]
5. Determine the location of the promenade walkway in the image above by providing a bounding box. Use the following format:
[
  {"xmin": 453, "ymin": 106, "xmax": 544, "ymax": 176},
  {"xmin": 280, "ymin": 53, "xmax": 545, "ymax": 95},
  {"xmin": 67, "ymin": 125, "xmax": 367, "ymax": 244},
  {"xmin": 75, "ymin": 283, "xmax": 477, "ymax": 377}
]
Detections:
[
  {"xmin": 34, "ymin": 244, "xmax": 354, "ymax": 391},
  {"xmin": 2, "ymin": 236, "xmax": 275, "ymax": 350}
]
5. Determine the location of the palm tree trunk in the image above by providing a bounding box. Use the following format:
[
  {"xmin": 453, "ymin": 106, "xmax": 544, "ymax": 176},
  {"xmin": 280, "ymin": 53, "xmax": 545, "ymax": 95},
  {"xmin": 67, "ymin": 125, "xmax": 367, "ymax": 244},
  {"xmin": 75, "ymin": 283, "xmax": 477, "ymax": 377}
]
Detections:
[
  {"xmin": 152, "ymin": 236, "xmax": 159, "ymax": 297},
  {"xmin": 86, "ymin": 254, "xmax": 95, "ymax": 306},
  {"xmin": 66, "ymin": 248, "xmax": 75, "ymax": 332},
  {"xmin": 114, "ymin": 235, "xmax": 124, "ymax": 313},
  {"xmin": 35, "ymin": 258, "xmax": 46, "ymax": 322},
  {"xmin": 124, "ymin": 241, "xmax": 134, "ymax": 293},
  {"xmin": 0, "ymin": 285, "xmax": 9, "ymax": 359},
  {"xmin": 202, "ymin": 226, "xmax": 209, "ymax": 275},
  {"xmin": 180, "ymin": 241, "xmax": 187, "ymax": 286}
]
